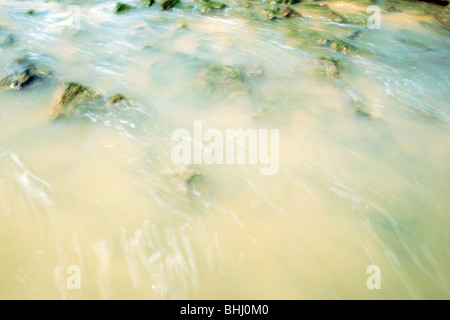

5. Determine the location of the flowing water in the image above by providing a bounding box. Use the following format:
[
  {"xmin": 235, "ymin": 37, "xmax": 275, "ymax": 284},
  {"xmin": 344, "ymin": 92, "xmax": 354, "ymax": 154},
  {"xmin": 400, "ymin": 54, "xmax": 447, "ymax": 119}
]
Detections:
[{"xmin": 0, "ymin": 0, "xmax": 449, "ymax": 299}]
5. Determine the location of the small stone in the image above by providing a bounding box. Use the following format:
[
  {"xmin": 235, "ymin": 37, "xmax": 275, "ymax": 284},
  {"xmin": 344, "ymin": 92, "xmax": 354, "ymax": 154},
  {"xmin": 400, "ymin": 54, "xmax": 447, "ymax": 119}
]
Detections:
[
  {"xmin": 319, "ymin": 57, "xmax": 340, "ymax": 79},
  {"xmin": 351, "ymin": 99, "xmax": 371, "ymax": 118},
  {"xmin": 114, "ymin": 3, "xmax": 135, "ymax": 14},
  {"xmin": 244, "ymin": 63, "xmax": 264, "ymax": 77},
  {"xmin": 108, "ymin": 93, "xmax": 128, "ymax": 104}
]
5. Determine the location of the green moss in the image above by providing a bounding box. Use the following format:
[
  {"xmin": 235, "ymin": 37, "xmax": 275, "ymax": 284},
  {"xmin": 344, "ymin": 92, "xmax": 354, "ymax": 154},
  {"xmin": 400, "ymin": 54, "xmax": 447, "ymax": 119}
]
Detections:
[
  {"xmin": 319, "ymin": 57, "xmax": 340, "ymax": 79},
  {"xmin": 203, "ymin": 65, "xmax": 242, "ymax": 86},
  {"xmin": 52, "ymin": 82, "xmax": 103, "ymax": 120},
  {"xmin": 196, "ymin": 0, "xmax": 226, "ymax": 14},
  {"xmin": 25, "ymin": 9, "xmax": 36, "ymax": 15},
  {"xmin": 437, "ymin": 5, "xmax": 450, "ymax": 27},
  {"xmin": 159, "ymin": 0, "xmax": 180, "ymax": 11},
  {"xmin": 114, "ymin": 2, "xmax": 135, "ymax": 14},
  {"xmin": 108, "ymin": 93, "xmax": 128, "ymax": 104},
  {"xmin": 262, "ymin": 3, "xmax": 302, "ymax": 20},
  {"xmin": 328, "ymin": 39, "xmax": 357, "ymax": 55},
  {"xmin": 0, "ymin": 64, "xmax": 52, "ymax": 90}
]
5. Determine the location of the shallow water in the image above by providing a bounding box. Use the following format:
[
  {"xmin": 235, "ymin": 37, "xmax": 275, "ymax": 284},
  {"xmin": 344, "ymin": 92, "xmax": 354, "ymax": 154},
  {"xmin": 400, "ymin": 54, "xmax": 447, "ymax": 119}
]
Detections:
[{"xmin": 0, "ymin": 0, "xmax": 449, "ymax": 299}]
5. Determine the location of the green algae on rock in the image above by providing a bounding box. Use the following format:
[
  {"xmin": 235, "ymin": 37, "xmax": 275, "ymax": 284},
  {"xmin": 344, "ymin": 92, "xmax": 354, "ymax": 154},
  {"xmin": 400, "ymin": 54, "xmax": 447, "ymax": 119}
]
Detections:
[
  {"xmin": 436, "ymin": 5, "xmax": 450, "ymax": 26},
  {"xmin": 108, "ymin": 93, "xmax": 128, "ymax": 104},
  {"xmin": 319, "ymin": 57, "xmax": 340, "ymax": 79},
  {"xmin": 159, "ymin": 0, "xmax": 181, "ymax": 11},
  {"xmin": 328, "ymin": 39, "xmax": 358, "ymax": 55},
  {"xmin": 195, "ymin": 0, "xmax": 226, "ymax": 14},
  {"xmin": 202, "ymin": 65, "xmax": 242, "ymax": 87},
  {"xmin": 52, "ymin": 82, "xmax": 103, "ymax": 120},
  {"xmin": 0, "ymin": 63, "xmax": 52, "ymax": 90},
  {"xmin": 114, "ymin": 2, "xmax": 135, "ymax": 14},
  {"xmin": 262, "ymin": 3, "xmax": 302, "ymax": 20}
]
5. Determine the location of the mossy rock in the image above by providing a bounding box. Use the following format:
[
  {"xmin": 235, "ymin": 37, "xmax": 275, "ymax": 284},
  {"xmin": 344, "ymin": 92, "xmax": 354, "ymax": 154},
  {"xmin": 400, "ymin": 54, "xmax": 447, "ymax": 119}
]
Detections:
[
  {"xmin": 262, "ymin": 3, "xmax": 281, "ymax": 20},
  {"xmin": 114, "ymin": 2, "xmax": 135, "ymax": 14},
  {"xmin": 108, "ymin": 93, "xmax": 128, "ymax": 104},
  {"xmin": 262, "ymin": 4, "xmax": 302, "ymax": 20},
  {"xmin": 196, "ymin": 0, "xmax": 226, "ymax": 13},
  {"xmin": 52, "ymin": 82, "xmax": 103, "ymax": 120},
  {"xmin": 0, "ymin": 63, "xmax": 52, "ymax": 90},
  {"xmin": 280, "ymin": 5, "xmax": 302, "ymax": 18},
  {"xmin": 159, "ymin": 0, "xmax": 180, "ymax": 11},
  {"xmin": 319, "ymin": 57, "xmax": 340, "ymax": 79},
  {"xmin": 201, "ymin": 65, "xmax": 243, "ymax": 88},
  {"xmin": 327, "ymin": 39, "xmax": 358, "ymax": 55},
  {"xmin": 436, "ymin": 5, "xmax": 450, "ymax": 27},
  {"xmin": 25, "ymin": 9, "xmax": 36, "ymax": 15}
]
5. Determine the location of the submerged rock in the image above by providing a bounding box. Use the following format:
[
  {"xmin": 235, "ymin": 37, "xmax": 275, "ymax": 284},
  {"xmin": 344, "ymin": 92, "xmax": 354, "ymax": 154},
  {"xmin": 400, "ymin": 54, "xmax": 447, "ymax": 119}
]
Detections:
[
  {"xmin": 114, "ymin": 2, "xmax": 135, "ymax": 14},
  {"xmin": 262, "ymin": 3, "xmax": 302, "ymax": 20},
  {"xmin": 52, "ymin": 82, "xmax": 103, "ymax": 120},
  {"xmin": 299, "ymin": 3, "xmax": 347, "ymax": 23},
  {"xmin": 108, "ymin": 93, "xmax": 128, "ymax": 104},
  {"xmin": 244, "ymin": 63, "xmax": 264, "ymax": 77},
  {"xmin": 0, "ymin": 62, "xmax": 52, "ymax": 90},
  {"xmin": 185, "ymin": 173, "xmax": 214, "ymax": 206},
  {"xmin": 436, "ymin": 5, "xmax": 450, "ymax": 27},
  {"xmin": 201, "ymin": 65, "xmax": 242, "ymax": 88},
  {"xmin": 0, "ymin": 33, "xmax": 15, "ymax": 48},
  {"xmin": 196, "ymin": 0, "xmax": 226, "ymax": 14},
  {"xmin": 327, "ymin": 39, "xmax": 357, "ymax": 55},
  {"xmin": 351, "ymin": 99, "xmax": 371, "ymax": 118},
  {"xmin": 319, "ymin": 57, "xmax": 340, "ymax": 79},
  {"xmin": 280, "ymin": 5, "xmax": 302, "ymax": 18},
  {"xmin": 159, "ymin": 0, "xmax": 180, "ymax": 11}
]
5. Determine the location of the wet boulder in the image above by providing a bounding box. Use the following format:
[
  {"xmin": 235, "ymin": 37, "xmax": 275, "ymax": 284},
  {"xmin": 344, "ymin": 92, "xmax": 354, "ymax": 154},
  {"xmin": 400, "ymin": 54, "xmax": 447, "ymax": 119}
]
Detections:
[
  {"xmin": 0, "ymin": 59, "xmax": 52, "ymax": 90},
  {"xmin": 436, "ymin": 5, "xmax": 450, "ymax": 27},
  {"xmin": 114, "ymin": 2, "xmax": 135, "ymax": 14},
  {"xmin": 262, "ymin": 3, "xmax": 302, "ymax": 20},
  {"xmin": 327, "ymin": 39, "xmax": 357, "ymax": 55},
  {"xmin": 52, "ymin": 82, "xmax": 103, "ymax": 120},
  {"xmin": 195, "ymin": 0, "xmax": 226, "ymax": 14},
  {"xmin": 159, "ymin": 0, "xmax": 180, "ymax": 11},
  {"xmin": 319, "ymin": 57, "xmax": 340, "ymax": 79},
  {"xmin": 108, "ymin": 93, "xmax": 128, "ymax": 104}
]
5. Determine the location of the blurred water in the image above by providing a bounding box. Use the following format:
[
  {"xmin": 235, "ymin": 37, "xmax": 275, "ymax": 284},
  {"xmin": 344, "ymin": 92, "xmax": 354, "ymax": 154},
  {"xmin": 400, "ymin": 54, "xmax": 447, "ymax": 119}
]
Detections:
[{"xmin": 0, "ymin": 0, "xmax": 449, "ymax": 299}]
